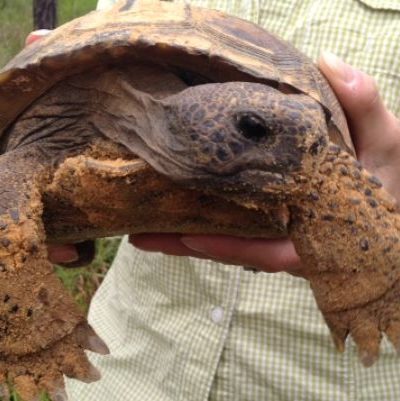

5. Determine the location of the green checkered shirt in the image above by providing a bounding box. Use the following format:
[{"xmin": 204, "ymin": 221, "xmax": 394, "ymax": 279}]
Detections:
[{"xmin": 66, "ymin": 1, "xmax": 400, "ymax": 400}]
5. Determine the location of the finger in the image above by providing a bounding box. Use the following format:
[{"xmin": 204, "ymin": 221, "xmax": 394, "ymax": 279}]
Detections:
[
  {"xmin": 319, "ymin": 52, "xmax": 399, "ymax": 152},
  {"xmin": 25, "ymin": 29, "xmax": 51, "ymax": 46},
  {"xmin": 60, "ymin": 240, "xmax": 96, "ymax": 268},
  {"xmin": 75, "ymin": 322, "xmax": 110, "ymax": 355},
  {"xmin": 318, "ymin": 52, "xmax": 400, "ymax": 198},
  {"xmin": 47, "ymin": 244, "xmax": 79, "ymax": 264},
  {"xmin": 130, "ymin": 234, "xmax": 301, "ymax": 273},
  {"xmin": 180, "ymin": 235, "xmax": 301, "ymax": 273},
  {"xmin": 130, "ymin": 233, "xmax": 211, "ymax": 259}
]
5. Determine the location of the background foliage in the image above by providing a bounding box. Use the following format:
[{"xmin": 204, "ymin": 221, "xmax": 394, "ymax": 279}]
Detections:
[{"xmin": 0, "ymin": 0, "xmax": 98, "ymax": 67}]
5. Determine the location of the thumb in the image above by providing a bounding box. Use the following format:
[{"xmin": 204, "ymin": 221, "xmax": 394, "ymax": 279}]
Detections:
[{"xmin": 318, "ymin": 52, "xmax": 399, "ymax": 163}]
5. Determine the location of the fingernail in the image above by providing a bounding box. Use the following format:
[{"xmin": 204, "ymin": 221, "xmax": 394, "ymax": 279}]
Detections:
[
  {"xmin": 85, "ymin": 365, "xmax": 102, "ymax": 383},
  {"xmin": 322, "ymin": 51, "xmax": 355, "ymax": 83},
  {"xmin": 56, "ymin": 246, "xmax": 79, "ymax": 263},
  {"xmin": 181, "ymin": 236, "xmax": 209, "ymax": 254},
  {"xmin": 64, "ymin": 249, "xmax": 79, "ymax": 263},
  {"xmin": 26, "ymin": 29, "xmax": 51, "ymax": 46},
  {"xmin": 31, "ymin": 29, "xmax": 52, "ymax": 36},
  {"xmin": 52, "ymin": 389, "xmax": 68, "ymax": 401}
]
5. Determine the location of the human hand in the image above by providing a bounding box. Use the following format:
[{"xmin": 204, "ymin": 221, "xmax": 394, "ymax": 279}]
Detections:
[
  {"xmin": 131, "ymin": 53, "xmax": 400, "ymax": 273},
  {"xmin": 319, "ymin": 52, "xmax": 400, "ymax": 202},
  {"xmin": 25, "ymin": 29, "xmax": 51, "ymax": 45}
]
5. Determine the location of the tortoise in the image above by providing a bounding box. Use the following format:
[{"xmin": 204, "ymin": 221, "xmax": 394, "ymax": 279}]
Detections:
[{"xmin": 0, "ymin": 0, "xmax": 398, "ymax": 399}]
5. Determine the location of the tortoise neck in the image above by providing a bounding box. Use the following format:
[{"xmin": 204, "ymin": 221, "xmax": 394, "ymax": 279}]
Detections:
[{"xmin": 4, "ymin": 64, "xmax": 187, "ymax": 155}]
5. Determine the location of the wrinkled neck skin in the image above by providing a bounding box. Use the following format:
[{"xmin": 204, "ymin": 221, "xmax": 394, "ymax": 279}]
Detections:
[
  {"xmin": 287, "ymin": 143, "xmax": 400, "ymax": 312},
  {"xmin": 3, "ymin": 64, "xmax": 186, "ymax": 160}
]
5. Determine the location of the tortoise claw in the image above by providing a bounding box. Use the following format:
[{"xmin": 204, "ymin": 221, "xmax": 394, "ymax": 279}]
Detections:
[
  {"xmin": 322, "ymin": 279, "xmax": 400, "ymax": 367},
  {"xmin": 56, "ymin": 333, "xmax": 102, "ymax": 384},
  {"xmin": 50, "ymin": 388, "xmax": 69, "ymax": 401},
  {"xmin": 87, "ymin": 335, "xmax": 110, "ymax": 356},
  {"xmin": 324, "ymin": 309, "xmax": 382, "ymax": 367},
  {"xmin": 61, "ymin": 344, "xmax": 101, "ymax": 383},
  {"xmin": 73, "ymin": 364, "xmax": 101, "ymax": 384},
  {"xmin": 75, "ymin": 322, "xmax": 110, "ymax": 355},
  {"xmin": 0, "ymin": 322, "xmax": 106, "ymax": 400},
  {"xmin": 323, "ymin": 313, "xmax": 349, "ymax": 353},
  {"xmin": 346, "ymin": 314, "xmax": 381, "ymax": 367},
  {"xmin": 329, "ymin": 327, "xmax": 348, "ymax": 354}
]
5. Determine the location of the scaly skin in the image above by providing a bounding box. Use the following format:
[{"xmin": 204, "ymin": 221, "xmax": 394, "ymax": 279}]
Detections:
[
  {"xmin": 289, "ymin": 143, "xmax": 400, "ymax": 366},
  {"xmin": 0, "ymin": 148, "xmax": 108, "ymax": 400}
]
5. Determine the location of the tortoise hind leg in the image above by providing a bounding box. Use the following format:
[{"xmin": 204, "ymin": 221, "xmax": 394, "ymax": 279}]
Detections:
[{"xmin": 0, "ymin": 147, "xmax": 107, "ymax": 400}]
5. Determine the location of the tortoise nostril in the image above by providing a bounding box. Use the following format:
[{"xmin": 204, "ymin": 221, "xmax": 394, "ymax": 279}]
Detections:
[{"xmin": 235, "ymin": 113, "xmax": 271, "ymax": 142}]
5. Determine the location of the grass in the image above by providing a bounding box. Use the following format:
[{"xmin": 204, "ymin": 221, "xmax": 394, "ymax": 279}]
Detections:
[
  {"xmin": 0, "ymin": 1, "xmax": 121, "ymax": 399},
  {"xmin": 0, "ymin": 0, "xmax": 98, "ymax": 67},
  {"xmin": 0, "ymin": 0, "xmax": 31, "ymax": 67},
  {"xmin": 55, "ymin": 237, "xmax": 121, "ymax": 313},
  {"xmin": 9, "ymin": 390, "xmax": 51, "ymax": 401}
]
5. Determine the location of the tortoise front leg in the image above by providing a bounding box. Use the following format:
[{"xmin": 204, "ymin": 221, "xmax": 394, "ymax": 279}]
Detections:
[
  {"xmin": 289, "ymin": 144, "xmax": 400, "ymax": 366},
  {"xmin": 0, "ymin": 147, "xmax": 107, "ymax": 400}
]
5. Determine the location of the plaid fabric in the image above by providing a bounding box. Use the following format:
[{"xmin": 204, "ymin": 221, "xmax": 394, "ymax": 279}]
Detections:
[{"xmin": 66, "ymin": 1, "xmax": 400, "ymax": 400}]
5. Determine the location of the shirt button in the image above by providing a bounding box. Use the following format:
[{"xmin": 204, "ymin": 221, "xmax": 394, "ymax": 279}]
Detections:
[{"xmin": 210, "ymin": 306, "xmax": 224, "ymax": 324}]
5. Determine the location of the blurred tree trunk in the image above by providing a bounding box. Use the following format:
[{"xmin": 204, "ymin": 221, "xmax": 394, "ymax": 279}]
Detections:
[{"xmin": 33, "ymin": 0, "xmax": 57, "ymax": 30}]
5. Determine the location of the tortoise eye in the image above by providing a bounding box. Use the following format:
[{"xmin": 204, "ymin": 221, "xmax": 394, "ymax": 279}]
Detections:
[{"xmin": 235, "ymin": 113, "xmax": 271, "ymax": 142}]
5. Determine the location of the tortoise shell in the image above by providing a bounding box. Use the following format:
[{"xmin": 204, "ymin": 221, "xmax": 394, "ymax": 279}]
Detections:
[{"xmin": 0, "ymin": 0, "xmax": 352, "ymax": 153}]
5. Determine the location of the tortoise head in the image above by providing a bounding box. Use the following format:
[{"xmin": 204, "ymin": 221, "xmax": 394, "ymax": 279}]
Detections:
[{"xmin": 160, "ymin": 82, "xmax": 329, "ymax": 194}]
